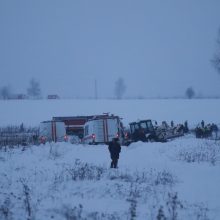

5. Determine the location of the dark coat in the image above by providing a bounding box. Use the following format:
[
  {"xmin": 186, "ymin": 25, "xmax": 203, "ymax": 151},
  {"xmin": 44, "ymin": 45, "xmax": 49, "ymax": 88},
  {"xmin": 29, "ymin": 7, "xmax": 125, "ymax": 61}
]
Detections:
[{"xmin": 108, "ymin": 141, "xmax": 121, "ymax": 159}]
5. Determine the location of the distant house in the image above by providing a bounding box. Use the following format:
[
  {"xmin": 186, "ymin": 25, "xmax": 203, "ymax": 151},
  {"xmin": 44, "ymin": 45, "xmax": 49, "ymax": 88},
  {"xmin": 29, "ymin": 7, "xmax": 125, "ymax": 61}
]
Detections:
[
  {"xmin": 47, "ymin": 95, "xmax": 60, "ymax": 99},
  {"xmin": 9, "ymin": 94, "xmax": 28, "ymax": 100},
  {"xmin": 17, "ymin": 94, "xmax": 28, "ymax": 99}
]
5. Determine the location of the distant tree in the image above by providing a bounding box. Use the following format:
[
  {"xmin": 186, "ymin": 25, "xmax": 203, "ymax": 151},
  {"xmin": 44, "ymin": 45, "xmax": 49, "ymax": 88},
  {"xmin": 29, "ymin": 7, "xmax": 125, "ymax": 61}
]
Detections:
[
  {"xmin": 114, "ymin": 77, "xmax": 126, "ymax": 99},
  {"xmin": 19, "ymin": 123, "xmax": 24, "ymax": 132},
  {"xmin": 27, "ymin": 78, "xmax": 41, "ymax": 98},
  {"xmin": 0, "ymin": 85, "xmax": 11, "ymax": 100},
  {"xmin": 212, "ymin": 28, "xmax": 220, "ymax": 74},
  {"xmin": 185, "ymin": 87, "xmax": 195, "ymax": 99}
]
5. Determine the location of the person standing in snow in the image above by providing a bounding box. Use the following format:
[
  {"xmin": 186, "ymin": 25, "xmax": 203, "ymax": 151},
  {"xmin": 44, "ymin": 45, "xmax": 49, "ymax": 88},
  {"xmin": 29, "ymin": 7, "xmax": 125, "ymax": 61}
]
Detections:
[
  {"xmin": 211, "ymin": 123, "xmax": 218, "ymax": 140},
  {"xmin": 171, "ymin": 120, "xmax": 174, "ymax": 127},
  {"xmin": 184, "ymin": 120, "xmax": 189, "ymax": 133},
  {"xmin": 201, "ymin": 120, "xmax": 205, "ymax": 128},
  {"xmin": 108, "ymin": 138, "xmax": 121, "ymax": 168}
]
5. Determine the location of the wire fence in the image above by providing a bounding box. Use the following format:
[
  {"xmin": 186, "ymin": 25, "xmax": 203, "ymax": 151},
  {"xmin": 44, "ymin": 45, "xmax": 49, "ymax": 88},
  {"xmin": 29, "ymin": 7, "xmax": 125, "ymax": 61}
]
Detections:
[{"xmin": 0, "ymin": 125, "xmax": 39, "ymax": 150}]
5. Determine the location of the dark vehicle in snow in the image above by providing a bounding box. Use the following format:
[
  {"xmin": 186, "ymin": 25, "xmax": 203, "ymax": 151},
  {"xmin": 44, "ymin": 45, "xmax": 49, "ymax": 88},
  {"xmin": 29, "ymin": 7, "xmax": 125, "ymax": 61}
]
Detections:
[
  {"xmin": 124, "ymin": 119, "xmax": 167, "ymax": 145},
  {"xmin": 154, "ymin": 121, "xmax": 185, "ymax": 140}
]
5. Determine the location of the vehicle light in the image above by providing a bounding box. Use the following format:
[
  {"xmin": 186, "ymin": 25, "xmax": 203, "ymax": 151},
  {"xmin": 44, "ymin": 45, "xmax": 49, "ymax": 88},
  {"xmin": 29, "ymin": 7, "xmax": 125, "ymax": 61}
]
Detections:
[
  {"xmin": 64, "ymin": 135, "xmax": 68, "ymax": 141},
  {"xmin": 40, "ymin": 136, "xmax": 46, "ymax": 143}
]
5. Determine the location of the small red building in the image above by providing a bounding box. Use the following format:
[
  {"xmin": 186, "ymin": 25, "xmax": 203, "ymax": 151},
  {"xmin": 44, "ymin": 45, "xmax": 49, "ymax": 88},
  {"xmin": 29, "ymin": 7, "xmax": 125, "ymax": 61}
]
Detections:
[{"xmin": 47, "ymin": 95, "xmax": 60, "ymax": 99}]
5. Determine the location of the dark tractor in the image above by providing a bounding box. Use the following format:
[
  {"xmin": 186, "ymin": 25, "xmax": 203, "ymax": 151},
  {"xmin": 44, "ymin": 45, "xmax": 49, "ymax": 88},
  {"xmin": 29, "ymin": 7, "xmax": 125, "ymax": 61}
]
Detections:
[{"xmin": 124, "ymin": 119, "xmax": 166, "ymax": 145}]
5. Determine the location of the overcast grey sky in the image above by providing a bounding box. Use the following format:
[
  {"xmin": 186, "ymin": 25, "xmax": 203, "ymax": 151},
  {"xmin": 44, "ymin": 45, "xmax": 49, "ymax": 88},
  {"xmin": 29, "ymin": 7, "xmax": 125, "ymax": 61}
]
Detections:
[{"xmin": 0, "ymin": 0, "xmax": 220, "ymax": 98}]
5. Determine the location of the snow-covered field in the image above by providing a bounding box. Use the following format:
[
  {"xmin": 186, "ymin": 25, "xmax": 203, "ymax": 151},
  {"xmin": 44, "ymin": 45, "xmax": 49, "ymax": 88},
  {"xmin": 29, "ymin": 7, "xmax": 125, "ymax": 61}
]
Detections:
[
  {"xmin": 0, "ymin": 99, "xmax": 219, "ymax": 127},
  {"xmin": 0, "ymin": 99, "xmax": 220, "ymax": 219},
  {"xmin": 1, "ymin": 137, "xmax": 220, "ymax": 219}
]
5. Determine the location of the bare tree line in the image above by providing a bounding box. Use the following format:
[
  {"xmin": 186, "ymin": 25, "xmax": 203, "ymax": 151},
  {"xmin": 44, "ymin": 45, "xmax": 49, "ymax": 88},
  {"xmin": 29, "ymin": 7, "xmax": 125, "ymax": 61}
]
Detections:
[
  {"xmin": 0, "ymin": 78, "xmax": 41, "ymax": 100},
  {"xmin": 212, "ymin": 28, "xmax": 220, "ymax": 74}
]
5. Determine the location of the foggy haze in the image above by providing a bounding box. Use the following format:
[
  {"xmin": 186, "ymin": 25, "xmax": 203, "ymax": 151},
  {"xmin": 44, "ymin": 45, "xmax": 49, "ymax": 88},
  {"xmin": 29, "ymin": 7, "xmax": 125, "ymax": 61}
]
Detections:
[{"xmin": 0, "ymin": 0, "xmax": 220, "ymax": 98}]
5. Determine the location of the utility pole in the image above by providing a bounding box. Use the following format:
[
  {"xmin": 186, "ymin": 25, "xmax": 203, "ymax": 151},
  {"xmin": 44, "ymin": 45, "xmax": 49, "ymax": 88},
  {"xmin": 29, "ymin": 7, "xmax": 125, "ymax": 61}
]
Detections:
[{"xmin": 94, "ymin": 79, "xmax": 98, "ymax": 99}]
